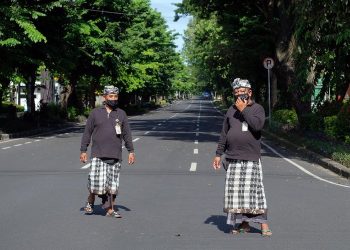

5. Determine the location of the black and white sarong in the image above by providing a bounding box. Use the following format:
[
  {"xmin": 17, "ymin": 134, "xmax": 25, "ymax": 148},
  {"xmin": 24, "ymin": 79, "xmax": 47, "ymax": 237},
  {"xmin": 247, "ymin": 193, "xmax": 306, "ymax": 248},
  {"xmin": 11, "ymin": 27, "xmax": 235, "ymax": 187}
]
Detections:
[
  {"xmin": 224, "ymin": 159, "xmax": 267, "ymax": 224},
  {"xmin": 88, "ymin": 157, "xmax": 121, "ymax": 195}
]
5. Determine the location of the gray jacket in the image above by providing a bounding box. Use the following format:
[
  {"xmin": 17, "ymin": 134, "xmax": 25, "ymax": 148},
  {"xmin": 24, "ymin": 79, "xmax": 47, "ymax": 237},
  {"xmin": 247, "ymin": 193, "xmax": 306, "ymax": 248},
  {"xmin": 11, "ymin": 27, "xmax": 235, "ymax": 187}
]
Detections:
[
  {"xmin": 216, "ymin": 102, "xmax": 265, "ymax": 162},
  {"xmin": 80, "ymin": 106, "xmax": 134, "ymax": 160}
]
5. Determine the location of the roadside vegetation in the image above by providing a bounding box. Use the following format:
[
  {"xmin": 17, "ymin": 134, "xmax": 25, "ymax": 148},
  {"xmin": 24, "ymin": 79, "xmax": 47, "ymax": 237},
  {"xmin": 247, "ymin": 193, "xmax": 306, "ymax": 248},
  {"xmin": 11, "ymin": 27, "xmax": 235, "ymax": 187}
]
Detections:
[
  {"xmin": 0, "ymin": 0, "xmax": 195, "ymax": 133},
  {"xmin": 179, "ymin": 1, "xmax": 350, "ymax": 168}
]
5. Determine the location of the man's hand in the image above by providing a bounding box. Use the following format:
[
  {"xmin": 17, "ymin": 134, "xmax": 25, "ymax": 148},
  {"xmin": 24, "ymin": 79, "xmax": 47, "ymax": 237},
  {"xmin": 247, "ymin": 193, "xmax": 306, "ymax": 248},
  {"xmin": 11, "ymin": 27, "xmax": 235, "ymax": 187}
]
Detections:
[
  {"xmin": 235, "ymin": 97, "xmax": 248, "ymax": 112},
  {"xmin": 212, "ymin": 156, "xmax": 221, "ymax": 170},
  {"xmin": 80, "ymin": 152, "xmax": 88, "ymax": 163},
  {"xmin": 128, "ymin": 152, "xmax": 135, "ymax": 165}
]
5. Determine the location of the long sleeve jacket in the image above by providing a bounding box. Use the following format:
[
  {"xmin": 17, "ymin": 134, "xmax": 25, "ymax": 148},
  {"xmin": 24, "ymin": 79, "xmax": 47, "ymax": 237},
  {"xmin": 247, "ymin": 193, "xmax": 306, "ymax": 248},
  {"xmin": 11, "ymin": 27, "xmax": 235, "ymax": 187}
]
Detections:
[
  {"xmin": 80, "ymin": 106, "xmax": 134, "ymax": 160},
  {"xmin": 215, "ymin": 101, "xmax": 265, "ymax": 162}
]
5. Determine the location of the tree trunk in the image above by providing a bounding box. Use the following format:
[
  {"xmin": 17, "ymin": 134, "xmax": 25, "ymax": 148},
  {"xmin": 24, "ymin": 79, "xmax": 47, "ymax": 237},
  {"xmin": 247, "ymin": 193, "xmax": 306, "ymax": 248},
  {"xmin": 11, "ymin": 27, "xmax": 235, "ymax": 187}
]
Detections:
[
  {"xmin": 25, "ymin": 72, "xmax": 36, "ymax": 114},
  {"xmin": 274, "ymin": 0, "xmax": 311, "ymax": 121},
  {"xmin": 60, "ymin": 85, "xmax": 72, "ymax": 111}
]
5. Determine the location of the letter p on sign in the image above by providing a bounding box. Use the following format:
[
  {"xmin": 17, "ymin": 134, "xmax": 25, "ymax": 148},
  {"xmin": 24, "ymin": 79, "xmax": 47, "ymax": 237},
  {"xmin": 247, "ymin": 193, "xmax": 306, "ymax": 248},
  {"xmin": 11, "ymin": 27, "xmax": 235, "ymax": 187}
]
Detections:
[{"xmin": 263, "ymin": 58, "xmax": 274, "ymax": 69}]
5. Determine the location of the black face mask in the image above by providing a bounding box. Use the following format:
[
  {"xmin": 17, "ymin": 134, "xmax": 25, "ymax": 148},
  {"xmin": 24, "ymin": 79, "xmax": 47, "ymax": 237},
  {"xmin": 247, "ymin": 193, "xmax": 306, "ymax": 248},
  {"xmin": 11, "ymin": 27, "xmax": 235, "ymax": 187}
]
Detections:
[
  {"xmin": 235, "ymin": 94, "xmax": 249, "ymax": 101},
  {"xmin": 105, "ymin": 100, "xmax": 118, "ymax": 109}
]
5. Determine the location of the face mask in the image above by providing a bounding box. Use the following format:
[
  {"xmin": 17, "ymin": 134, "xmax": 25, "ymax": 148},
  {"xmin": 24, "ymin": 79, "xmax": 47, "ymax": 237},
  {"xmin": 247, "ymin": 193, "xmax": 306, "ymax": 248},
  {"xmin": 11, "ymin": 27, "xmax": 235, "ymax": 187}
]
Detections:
[
  {"xmin": 235, "ymin": 94, "xmax": 249, "ymax": 101},
  {"xmin": 106, "ymin": 100, "xmax": 118, "ymax": 109}
]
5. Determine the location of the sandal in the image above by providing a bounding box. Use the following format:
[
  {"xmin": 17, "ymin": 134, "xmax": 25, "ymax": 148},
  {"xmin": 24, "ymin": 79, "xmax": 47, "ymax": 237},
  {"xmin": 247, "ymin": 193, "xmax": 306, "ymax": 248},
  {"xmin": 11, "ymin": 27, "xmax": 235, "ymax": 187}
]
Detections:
[
  {"xmin": 261, "ymin": 229, "xmax": 272, "ymax": 237},
  {"xmin": 84, "ymin": 202, "xmax": 94, "ymax": 214},
  {"xmin": 106, "ymin": 210, "xmax": 122, "ymax": 218},
  {"xmin": 231, "ymin": 223, "xmax": 250, "ymax": 234}
]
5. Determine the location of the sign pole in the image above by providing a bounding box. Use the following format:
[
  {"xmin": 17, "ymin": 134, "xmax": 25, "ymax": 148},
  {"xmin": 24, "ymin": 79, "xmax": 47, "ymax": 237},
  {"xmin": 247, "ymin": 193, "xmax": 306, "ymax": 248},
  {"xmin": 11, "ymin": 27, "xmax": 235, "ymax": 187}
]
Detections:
[
  {"xmin": 263, "ymin": 57, "xmax": 274, "ymax": 128},
  {"xmin": 268, "ymin": 68, "xmax": 271, "ymax": 127}
]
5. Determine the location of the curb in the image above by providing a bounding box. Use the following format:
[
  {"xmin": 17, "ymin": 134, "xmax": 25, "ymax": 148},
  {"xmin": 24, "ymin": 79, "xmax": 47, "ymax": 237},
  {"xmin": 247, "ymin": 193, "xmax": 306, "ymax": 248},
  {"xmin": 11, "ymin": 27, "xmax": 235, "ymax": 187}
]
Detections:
[{"xmin": 263, "ymin": 129, "xmax": 350, "ymax": 179}]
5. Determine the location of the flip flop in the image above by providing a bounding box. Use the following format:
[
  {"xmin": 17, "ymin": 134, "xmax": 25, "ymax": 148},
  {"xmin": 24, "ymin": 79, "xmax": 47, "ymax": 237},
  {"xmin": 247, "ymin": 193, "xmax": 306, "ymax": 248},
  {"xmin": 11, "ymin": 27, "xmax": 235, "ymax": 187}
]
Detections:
[
  {"xmin": 261, "ymin": 229, "xmax": 272, "ymax": 237},
  {"xmin": 106, "ymin": 210, "xmax": 122, "ymax": 218},
  {"xmin": 231, "ymin": 224, "xmax": 250, "ymax": 234},
  {"xmin": 84, "ymin": 202, "xmax": 94, "ymax": 214}
]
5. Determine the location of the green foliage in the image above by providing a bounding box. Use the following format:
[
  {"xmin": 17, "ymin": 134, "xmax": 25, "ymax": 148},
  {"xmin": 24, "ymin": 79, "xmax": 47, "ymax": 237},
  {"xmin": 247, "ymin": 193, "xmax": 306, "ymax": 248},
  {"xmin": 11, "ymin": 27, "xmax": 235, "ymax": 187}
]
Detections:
[
  {"xmin": 332, "ymin": 151, "xmax": 350, "ymax": 168},
  {"xmin": 67, "ymin": 106, "xmax": 77, "ymax": 121},
  {"xmin": 315, "ymin": 100, "xmax": 342, "ymax": 117},
  {"xmin": 1, "ymin": 101, "xmax": 24, "ymax": 113},
  {"xmin": 15, "ymin": 19, "xmax": 47, "ymax": 43},
  {"xmin": 336, "ymin": 101, "xmax": 350, "ymax": 139},
  {"xmin": 299, "ymin": 113, "xmax": 324, "ymax": 131},
  {"xmin": 324, "ymin": 116, "xmax": 338, "ymax": 139},
  {"xmin": 83, "ymin": 107, "xmax": 92, "ymax": 118},
  {"xmin": 272, "ymin": 109, "xmax": 298, "ymax": 126}
]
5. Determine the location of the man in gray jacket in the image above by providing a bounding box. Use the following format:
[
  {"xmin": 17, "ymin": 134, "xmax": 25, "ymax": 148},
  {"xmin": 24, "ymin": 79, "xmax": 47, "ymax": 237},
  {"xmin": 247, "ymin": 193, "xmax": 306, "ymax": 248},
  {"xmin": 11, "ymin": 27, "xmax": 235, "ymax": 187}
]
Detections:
[
  {"xmin": 80, "ymin": 85, "xmax": 135, "ymax": 218},
  {"xmin": 213, "ymin": 79, "xmax": 272, "ymax": 236}
]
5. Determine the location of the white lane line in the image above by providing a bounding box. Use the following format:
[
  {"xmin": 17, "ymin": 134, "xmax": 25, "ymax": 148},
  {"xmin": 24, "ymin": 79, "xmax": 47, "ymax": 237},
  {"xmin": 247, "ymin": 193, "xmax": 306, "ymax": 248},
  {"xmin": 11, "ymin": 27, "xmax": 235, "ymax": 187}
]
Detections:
[
  {"xmin": 144, "ymin": 131, "xmax": 150, "ymax": 135},
  {"xmin": 190, "ymin": 162, "xmax": 197, "ymax": 172},
  {"xmin": 196, "ymin": 132, "xmax": 199, "ymax": 136},
  {"xmin": 170, "ymin": 114, "xmax": 177, "ymax": 118},
  {"xmin": 194, "ymin": 149, "xmax": 198, "ymax": 154},
  {"xmin": 24, "ymin": 142, "xmax": 32, "ymax": 144},
  {"xmin": 2, "ymin": 147, "xmax": 11, "ymax": 149},
  {"xmin": 34, "ymin": 139, "xmax": 41, "ymax": 142},
  {"xmin": 82, "ymin": 163, "xmax": 90, "ymax": 169},
  {"xmin": 194, "ymin": 140, "xmax": 198, "ymax": 144},
  {"xmin": 13, "ymin": 144, "xmax": 22, "ymax": 147},
  {"xmin": 133, "ymin": 138, "xmax": 140, "ymax": 142},
  {"xmin": 262, "ymin": 141, "xmax": 350, "ymax": 189},
  {"xmin": 0, "ymin": 138, "xmax": 21, "ymax": 144},
  {"xmin": 158, "ymin": 123, "xmax": 162, "ymax": 126}
]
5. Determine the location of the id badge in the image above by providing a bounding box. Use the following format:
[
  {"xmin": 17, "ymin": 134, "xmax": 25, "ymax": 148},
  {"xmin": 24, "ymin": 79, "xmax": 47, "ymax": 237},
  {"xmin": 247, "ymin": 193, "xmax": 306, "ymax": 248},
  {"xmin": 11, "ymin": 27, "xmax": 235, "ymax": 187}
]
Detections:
[
  {"xmin": 242, "ymin": 121, "xmax": 248, "ymax": 132},
  {"xmin": 115, "ymin": 119, "xmax": 121, "ymax": 135}
]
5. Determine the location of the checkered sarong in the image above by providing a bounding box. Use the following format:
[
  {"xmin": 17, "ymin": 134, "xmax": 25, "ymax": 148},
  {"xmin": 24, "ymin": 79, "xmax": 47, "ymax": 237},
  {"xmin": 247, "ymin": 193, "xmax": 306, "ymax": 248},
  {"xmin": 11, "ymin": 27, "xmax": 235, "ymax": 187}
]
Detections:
[
  {"xmin": 87, "ymin": 158, "xmax": 121, "ymax": 195},
  {"xmin": 224, "ymin": 159, "xmax": 267, "ymax": 214}
]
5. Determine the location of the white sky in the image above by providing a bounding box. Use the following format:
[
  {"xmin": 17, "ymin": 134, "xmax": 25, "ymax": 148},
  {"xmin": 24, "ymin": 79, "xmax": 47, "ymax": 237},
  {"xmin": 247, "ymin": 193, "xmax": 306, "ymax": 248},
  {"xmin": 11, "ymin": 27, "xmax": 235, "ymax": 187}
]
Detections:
[{"xmin": 150, "ymin": 0, "xmax": 191, "ymax": 51}]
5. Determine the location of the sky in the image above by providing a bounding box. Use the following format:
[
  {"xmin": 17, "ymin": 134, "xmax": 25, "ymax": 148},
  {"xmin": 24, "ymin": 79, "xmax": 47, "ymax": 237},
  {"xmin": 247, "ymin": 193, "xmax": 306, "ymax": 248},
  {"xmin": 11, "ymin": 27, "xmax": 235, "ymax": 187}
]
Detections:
[{"xmin": 150, "ymin": 0, "xmax": 191, "ymax": 51}]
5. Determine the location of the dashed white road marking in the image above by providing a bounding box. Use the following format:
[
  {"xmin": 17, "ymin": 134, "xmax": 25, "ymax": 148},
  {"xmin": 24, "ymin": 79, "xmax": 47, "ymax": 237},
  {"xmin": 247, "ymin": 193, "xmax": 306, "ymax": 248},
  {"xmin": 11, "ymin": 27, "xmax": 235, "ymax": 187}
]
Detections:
[
  {"xmin": 81, "ymin": 163, "xmax": 90, "ymax": 169},
  {"xmin": 196, "ymin": 132, "xmax": 199, "ymax": 136},
  {"xmin": 13, "ymin": 144, "xmax": 22, "ymax": 147},
  {"xmin": 24, "ymin": 142, "xmax": 32, "ymax": 144},
  {"xmin": 34, "ymin": 139, "xmax": 41, "ymax": 142},
  {"xmin": 144, "ymin": 131, "xmax": 150, "ymax": 135},
  {"xmin": 190, "ymin": 162, "xmax": 197, "ymax": 172},
  {"xmin": 133, "ymin": 138, "xmax": 140, "ymax": 142},
  {"xmin": 2, "ymin": 147, "xmax": 11, "ymax": 150},
  {"xmin": 157, "ymin": 123, "xmax": 162, "ymax": 126},
  {"xmin": 262, "ymin": 141, "xmax": 350, "ymax": 189},
  {"xmin": 194, "ymin": 140, "xmax": 198, "ymax": 144},
  {"xmin": 194, "ymin": 149, "xmax": 198, "ymax": 154}
]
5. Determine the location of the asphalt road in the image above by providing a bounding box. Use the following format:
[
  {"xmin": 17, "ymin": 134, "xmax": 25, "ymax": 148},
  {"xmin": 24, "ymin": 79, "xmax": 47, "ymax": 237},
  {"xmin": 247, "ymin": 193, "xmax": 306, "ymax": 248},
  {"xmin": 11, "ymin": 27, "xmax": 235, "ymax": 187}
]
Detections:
[{"xmin": 0, "ymin": 98, "xmax": 349, "ymax": 250}]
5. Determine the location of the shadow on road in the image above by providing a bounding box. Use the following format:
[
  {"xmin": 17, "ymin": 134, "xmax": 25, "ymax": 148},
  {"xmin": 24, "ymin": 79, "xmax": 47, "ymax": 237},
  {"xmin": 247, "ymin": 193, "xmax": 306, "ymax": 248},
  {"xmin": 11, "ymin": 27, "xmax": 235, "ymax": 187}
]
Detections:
[
  {"xmin": 204, "ymin": 215, "xmax": 262, "ymax": 234},
  {"xmin": 80, "ymin": 204, "xmax": 131, "ymax": 216}
]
